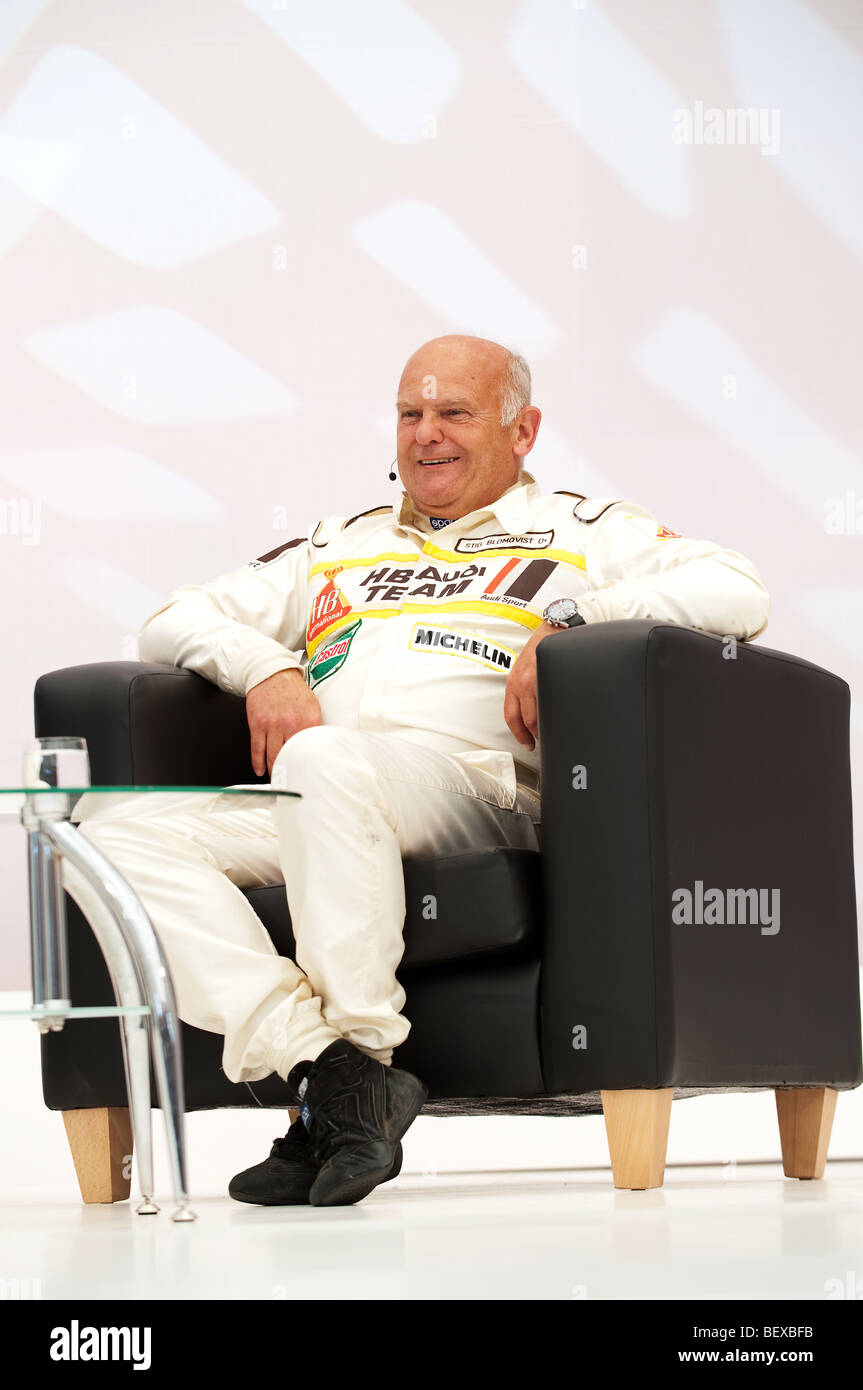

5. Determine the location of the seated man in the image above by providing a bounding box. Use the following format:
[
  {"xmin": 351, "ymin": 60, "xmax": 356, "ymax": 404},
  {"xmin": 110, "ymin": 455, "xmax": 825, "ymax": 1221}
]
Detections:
[{"xmin": 61, "ymin": 333, "xmax": 770, "ymax": 1208}]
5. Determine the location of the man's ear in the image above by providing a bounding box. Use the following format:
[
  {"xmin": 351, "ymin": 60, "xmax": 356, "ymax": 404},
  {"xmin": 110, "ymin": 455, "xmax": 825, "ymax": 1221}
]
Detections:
[{"xmin": 514, "ymin": 405, "xmax": 541, "ymax": 457}]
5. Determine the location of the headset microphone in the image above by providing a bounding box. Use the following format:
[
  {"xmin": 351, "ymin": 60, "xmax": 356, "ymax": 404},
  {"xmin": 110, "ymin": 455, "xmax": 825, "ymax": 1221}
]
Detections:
[{"xmin": 388, "ymin": 459, "xmax": 398, "ymax": 481}]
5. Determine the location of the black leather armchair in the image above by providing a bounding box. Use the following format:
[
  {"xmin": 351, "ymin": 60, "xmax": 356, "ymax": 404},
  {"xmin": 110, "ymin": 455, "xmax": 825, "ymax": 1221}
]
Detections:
[{"xmin": 33, "ymin": 621, "xmax": 862, "ymax": 1200}]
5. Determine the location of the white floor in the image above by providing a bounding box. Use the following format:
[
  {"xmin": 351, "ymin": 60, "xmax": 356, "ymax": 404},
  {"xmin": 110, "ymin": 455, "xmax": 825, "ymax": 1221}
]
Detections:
[
  {"xmin": 2, "ymin": 990, "xmax": 862, "ymax": 1301},
  {"xmin": 4, "ymin": 1163, "xmax": 863, "ymax": 1302}
]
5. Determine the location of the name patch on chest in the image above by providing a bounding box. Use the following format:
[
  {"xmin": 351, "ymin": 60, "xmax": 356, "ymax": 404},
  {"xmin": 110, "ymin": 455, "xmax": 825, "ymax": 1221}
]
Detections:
[
  {"xmin": 410, "ymin": 624, "xmax": 516, "ymax": 672},
  {"xmin": 454, "ymin": 529, "xmax": 553, "ymax": 554}
]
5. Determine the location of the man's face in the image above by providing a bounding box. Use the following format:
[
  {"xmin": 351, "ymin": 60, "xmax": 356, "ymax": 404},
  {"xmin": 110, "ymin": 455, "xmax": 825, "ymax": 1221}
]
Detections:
[{"xmin": 395, "ymin": 339, "xmax": 539, "ymax": 519}]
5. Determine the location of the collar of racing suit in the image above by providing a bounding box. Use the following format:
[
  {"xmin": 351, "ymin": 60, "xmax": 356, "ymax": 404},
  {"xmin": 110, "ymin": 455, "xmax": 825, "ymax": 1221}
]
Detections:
[{"xmin": 394, "ymin": 470, "xmax": 540, "ymax": 538}]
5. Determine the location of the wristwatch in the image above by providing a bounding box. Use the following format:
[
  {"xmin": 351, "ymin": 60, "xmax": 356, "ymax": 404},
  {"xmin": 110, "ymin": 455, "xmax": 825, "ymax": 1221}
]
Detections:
[{"xmin": 543, "ymin": 597, "xmax": 586, "ymax": 629}]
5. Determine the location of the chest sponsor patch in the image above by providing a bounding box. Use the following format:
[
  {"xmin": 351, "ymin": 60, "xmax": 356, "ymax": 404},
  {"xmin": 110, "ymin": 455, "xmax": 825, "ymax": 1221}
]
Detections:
[
  {"xmin": 410, "ymin": 623, "xmax": 516, "ymax": 672},
  {"xmin": 307, "ymin": 567, "xmax": 352, "ymax": 643},
  {"xmin": 482, "ymin": 556, "xmax": 558, "ymax": 601},
  {"xmin": 454, "ymin": 529, "xmax": 554, "ymax": 554},
  {"xmin": 360, "ymin": 561, "xmax": 487, "ymax": 602},
  {"xmin": 307, "ymin": 618, "xmax": 362, "ymax": 687}
]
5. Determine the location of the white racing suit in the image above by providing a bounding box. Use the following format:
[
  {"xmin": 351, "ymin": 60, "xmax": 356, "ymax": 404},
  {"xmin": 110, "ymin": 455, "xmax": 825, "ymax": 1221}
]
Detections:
[{"xmin": 61, "ymin": 469, "xmax": 769, "ymax": 1082}]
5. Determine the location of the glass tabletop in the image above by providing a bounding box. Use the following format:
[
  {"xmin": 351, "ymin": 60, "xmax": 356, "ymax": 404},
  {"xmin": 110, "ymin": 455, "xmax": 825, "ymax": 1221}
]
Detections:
[
  {"xmin": 0, "ymin": 1004, "xmax": 152, "ymax": 1020},
  {"xmin": 0, "ymin": 784, "xmax": 301, "ymax": 822},
  {"xmin": 0, "ymin": 785, "xmax": 300, "ymax": 794}
]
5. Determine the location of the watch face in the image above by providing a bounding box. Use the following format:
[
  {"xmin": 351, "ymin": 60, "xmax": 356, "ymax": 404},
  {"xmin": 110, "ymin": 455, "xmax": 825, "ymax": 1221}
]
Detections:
[{"xmin": 547, "ymin": 598, "xmax": 578, "ymax": 623}]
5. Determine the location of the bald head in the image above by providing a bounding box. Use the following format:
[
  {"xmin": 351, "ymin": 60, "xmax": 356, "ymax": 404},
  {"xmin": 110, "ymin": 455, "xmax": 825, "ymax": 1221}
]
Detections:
[
  {"xmin": 394, "ymin": 336, "xmax": 540, "ymax": 520},
  {"xmin": 400, "ymin": 335, "xmax": 531, "ymax": 428}
]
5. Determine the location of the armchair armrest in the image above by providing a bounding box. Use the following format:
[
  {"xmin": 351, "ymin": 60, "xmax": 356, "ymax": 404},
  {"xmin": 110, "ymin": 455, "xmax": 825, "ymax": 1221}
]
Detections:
[
  {"xmin": 34, "ymin": 662, "xmax": 260, "ymax": 788},
  {"xmin": 537, "ymin": 620, "xmax": 862, "ymax": 1093}
]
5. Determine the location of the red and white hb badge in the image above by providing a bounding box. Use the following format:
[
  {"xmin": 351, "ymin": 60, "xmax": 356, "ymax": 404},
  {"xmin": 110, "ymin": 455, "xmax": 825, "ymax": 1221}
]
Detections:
[{"xmin": 307, "ymin": 567, "xmax": 352, "ymax": 644}]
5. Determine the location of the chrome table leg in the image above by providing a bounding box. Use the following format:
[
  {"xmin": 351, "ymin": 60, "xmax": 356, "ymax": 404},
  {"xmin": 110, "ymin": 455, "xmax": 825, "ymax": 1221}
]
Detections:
[
  {"xmin": 29, "ymin": 824, "xmax": 159, "ymax": 1212},
  {"xmin": 45, "ymin": 820, "xmax": 195, "ymax": 1223},
  {"xmin": 27, "ymin": 831, "xmax": 71, "ymax": 1023}
]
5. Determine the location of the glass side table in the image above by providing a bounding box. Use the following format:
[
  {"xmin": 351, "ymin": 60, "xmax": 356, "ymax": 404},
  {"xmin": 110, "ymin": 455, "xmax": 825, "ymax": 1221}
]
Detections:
[{"xmin": 1, "ymin": 783, "xmax": 300, "ymax": 1222}]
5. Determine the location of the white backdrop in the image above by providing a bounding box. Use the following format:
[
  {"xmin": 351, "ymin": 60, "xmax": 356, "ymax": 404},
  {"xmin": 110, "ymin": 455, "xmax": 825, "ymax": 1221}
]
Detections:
[{"xmin": 2, "ymin": 0, "xmax": 862, "ymax": 988}]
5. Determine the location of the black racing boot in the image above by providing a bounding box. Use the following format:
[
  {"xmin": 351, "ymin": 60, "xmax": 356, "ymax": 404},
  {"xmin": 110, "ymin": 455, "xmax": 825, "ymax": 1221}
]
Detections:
[
  {"xmin": 229, "ymin": 1115, "xmax": 404, "ymax": 1206},
  {"xmin": 288, "ymin": 1038, "xmax": 427, "ymax": 1207}
]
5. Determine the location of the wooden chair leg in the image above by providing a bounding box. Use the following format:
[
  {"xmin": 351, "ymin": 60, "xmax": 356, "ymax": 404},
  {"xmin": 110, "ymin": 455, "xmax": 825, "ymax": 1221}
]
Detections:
[
  {"xmin": 63, "ymin": 1106, "xmax": 303, "ymax": 1204},
  {"xmin": 62, "ymin": 1107, "xmax": 133, "ymax": 1204},
  {"xmin": 775, "ymin": 1087, "xmax": 838, "ymax": 1179},
  {"xmin": 601, "ymin": 1088, "xmax": 673, "ymax": 1189}
]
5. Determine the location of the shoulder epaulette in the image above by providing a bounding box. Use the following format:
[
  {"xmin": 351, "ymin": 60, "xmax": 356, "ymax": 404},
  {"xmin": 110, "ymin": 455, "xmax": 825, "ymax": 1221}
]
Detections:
[
  {"xmin": 343, "ymin": 504, "xmax": 392, "ymax": 530},
  {"xmin": 310, "ymin": 505, "xmax": 392, "ymax": 547},
  {"xmin": 250, "ymin": 536, "xmax": 306, "ymax": 567},
  {"xmin": 572, "ymin": 496, "xmax": 622, "ymax": 523},
  {"xmin": 310, "ymin": 516, "xmax": 344, "ymax": 547}
]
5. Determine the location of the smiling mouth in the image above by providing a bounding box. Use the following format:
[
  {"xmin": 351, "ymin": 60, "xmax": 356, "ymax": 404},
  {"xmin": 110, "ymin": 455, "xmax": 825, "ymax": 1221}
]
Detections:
[{"xmin": 419, "ymin": 456, "xmax": 460, "ymax": 465}]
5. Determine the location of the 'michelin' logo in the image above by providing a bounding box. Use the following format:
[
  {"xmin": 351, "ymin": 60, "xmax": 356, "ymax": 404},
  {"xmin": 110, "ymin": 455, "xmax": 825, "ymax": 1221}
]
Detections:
[{"xmin": 411, "ymin": 624, "xmax": 515, "ymax": 672}]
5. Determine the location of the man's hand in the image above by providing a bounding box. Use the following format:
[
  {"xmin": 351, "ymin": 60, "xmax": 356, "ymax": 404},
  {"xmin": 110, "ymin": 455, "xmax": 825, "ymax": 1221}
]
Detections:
[
  {"xmin": 504, "ymin": 621, "xmax": 568, "ymax": 752},
  {"xmin": 246, "ymin": 668, "xmax": 322, "ymax": 777}
]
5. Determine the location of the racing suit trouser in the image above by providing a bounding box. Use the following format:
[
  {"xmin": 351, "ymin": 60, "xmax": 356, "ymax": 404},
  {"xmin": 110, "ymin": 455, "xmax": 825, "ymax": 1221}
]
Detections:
[{"xmin": 60, "ymin": 725, "xmax": 541, "ymax": 1085}]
